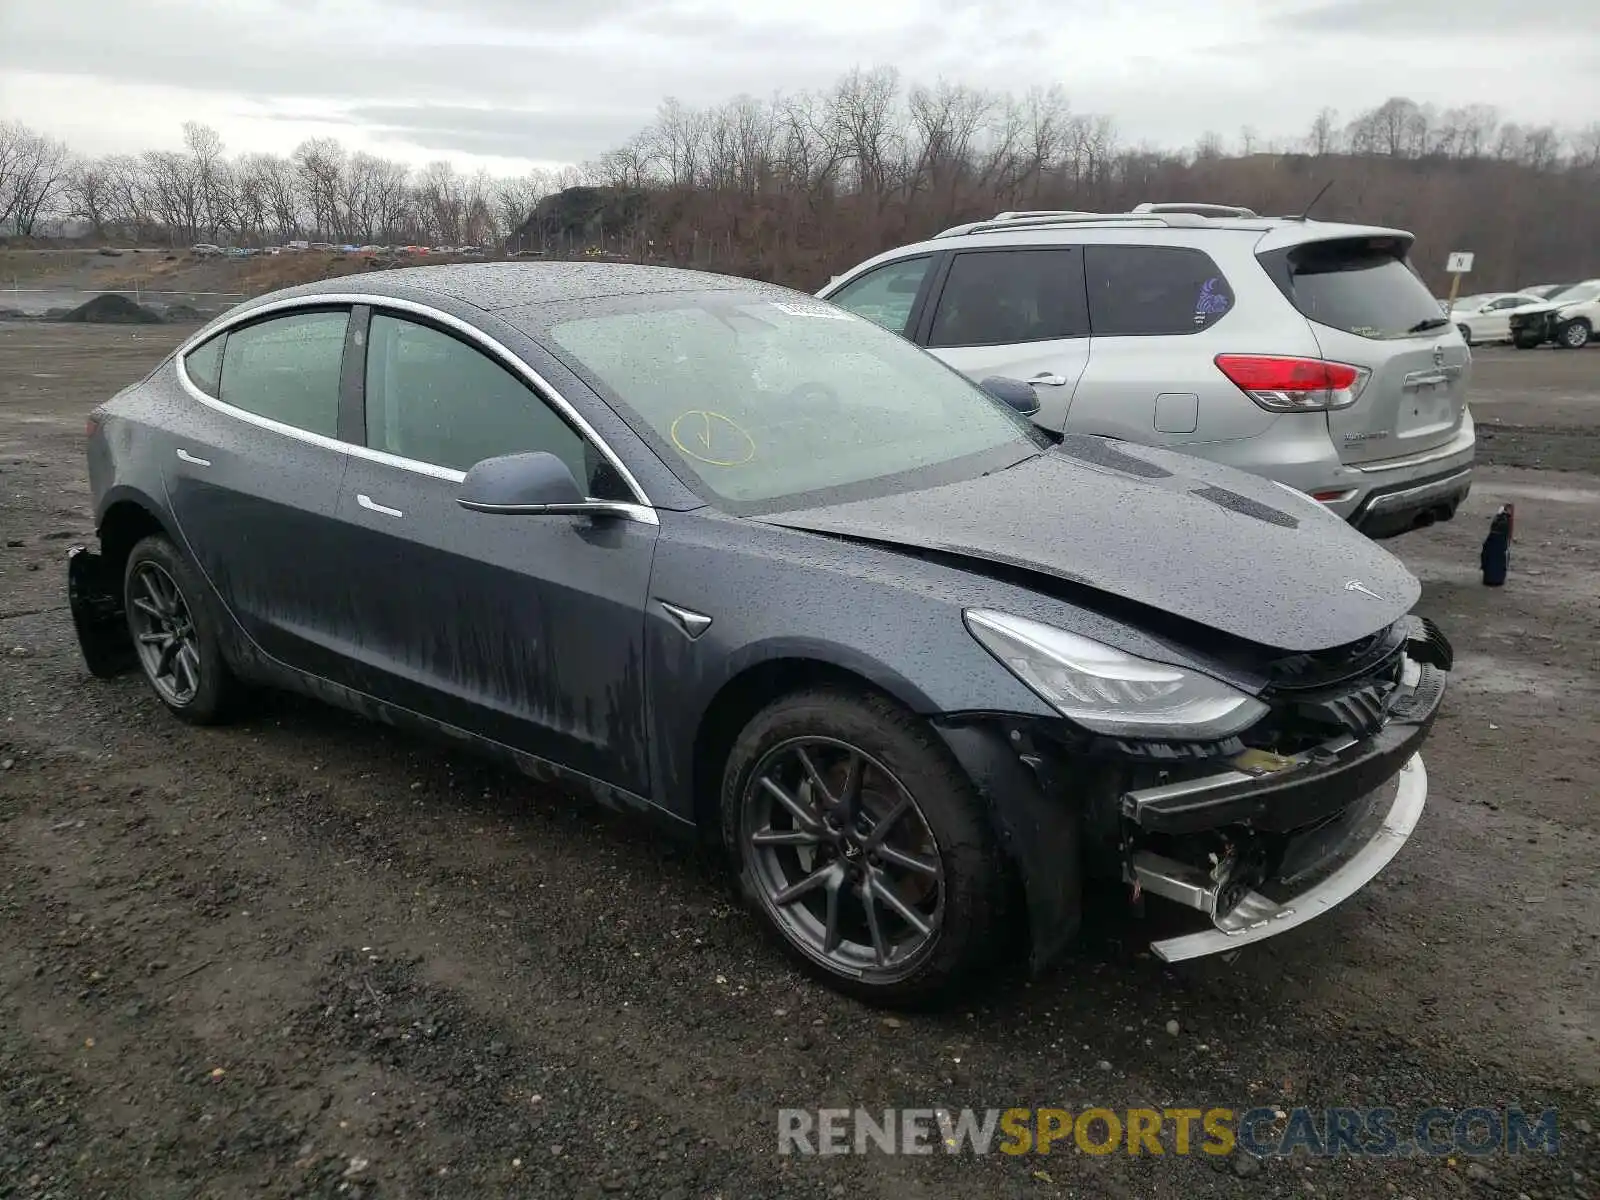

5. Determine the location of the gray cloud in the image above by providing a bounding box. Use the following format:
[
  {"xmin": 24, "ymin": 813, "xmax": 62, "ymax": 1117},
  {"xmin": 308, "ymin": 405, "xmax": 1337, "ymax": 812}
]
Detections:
[
  {"xmin": 1281, "ymin": 0, "xmax": 1599, "ymax": 33},
  {"xmin": 346, "ymin": 105, "xmax": 649, "ymax": 162}
]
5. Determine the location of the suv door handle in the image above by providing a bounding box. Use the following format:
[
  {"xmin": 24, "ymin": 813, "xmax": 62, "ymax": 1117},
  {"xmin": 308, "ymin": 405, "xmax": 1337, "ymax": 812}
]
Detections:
[
  {"xmin": 175, "ymin": 448, "xmax": 211, "ymax": 467},
  {"xmin": 1028, "ymin": 373, "xmax": 1068, "ymax": 387},
  {"xmin": 357, "ymin": 493, "xmax": 403, "ymax": 518}
]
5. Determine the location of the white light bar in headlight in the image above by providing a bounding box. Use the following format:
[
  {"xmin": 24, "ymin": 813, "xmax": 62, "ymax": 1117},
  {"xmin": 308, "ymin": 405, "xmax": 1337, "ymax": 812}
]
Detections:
[{"xmin": 964, "ymin": 609, "xmax": 1268, "ymax": 740}]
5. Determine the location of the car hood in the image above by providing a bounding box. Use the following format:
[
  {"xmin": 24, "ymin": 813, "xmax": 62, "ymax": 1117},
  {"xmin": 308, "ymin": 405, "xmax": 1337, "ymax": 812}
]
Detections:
[
  {"xmin": 1510, "ymin": 301, "xmax": 1565, "ymax": 315},
  {"xmin": 758, "ymin": 436, "xmax": 1420, "ymax": 653}
]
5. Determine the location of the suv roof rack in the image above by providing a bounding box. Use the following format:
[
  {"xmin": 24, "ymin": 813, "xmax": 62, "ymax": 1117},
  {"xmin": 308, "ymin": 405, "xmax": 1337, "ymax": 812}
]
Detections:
[
  {"xmin": 1131, "ymin": 202, "xmax": 1260, "ymax": 218},
  {"xmin": 935, "ymin": 201, "xmax": 1267, "ymax": 239}
]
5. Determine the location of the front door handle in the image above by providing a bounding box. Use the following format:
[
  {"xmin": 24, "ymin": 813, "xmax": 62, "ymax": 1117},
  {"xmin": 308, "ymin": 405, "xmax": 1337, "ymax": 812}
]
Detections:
[
  {"xmin": 1028, "ymin": 373, "xmax": 1068, "ymax": 387},
  {"xmin": 357, "ymin": 493, "xmax": 403, "ymax": 518},
  {"xmin": 175, "ymin": 448, "xmax": 211, "ymax": 467}
]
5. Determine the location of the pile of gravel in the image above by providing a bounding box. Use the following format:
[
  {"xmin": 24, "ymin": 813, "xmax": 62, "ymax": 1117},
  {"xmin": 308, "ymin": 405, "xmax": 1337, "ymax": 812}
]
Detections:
[{"xmin": 57, "ymin": 293, "xmax": 164, "ymax": 324}]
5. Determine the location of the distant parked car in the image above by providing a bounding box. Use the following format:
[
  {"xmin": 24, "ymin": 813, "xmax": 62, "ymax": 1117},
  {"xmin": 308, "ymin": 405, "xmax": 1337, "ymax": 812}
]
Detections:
[
  {"xmin": 1448, "ymin": 292, "xmax": 1543, "ymax": 346},
  {"xmin": 1508, "ymin": 280, "xmax": 1600, "ymax": 349},
  {"xmin": 1518, "ymin": 283, "xmax": 1573, "ymax": 300},
  {"xmin": 820, "ymin": 203, "xmax": 1474, "ymax": 539},
  {"xmin": 191, "ymin": 243, "xmax": 222, "ymax": 258}
]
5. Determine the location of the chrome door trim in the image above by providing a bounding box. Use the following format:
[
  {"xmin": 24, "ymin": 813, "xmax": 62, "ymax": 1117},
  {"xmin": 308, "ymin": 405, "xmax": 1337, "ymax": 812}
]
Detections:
[{"xmin": 172, "ymin": 293, "xmax": 660, "ymax": 525}]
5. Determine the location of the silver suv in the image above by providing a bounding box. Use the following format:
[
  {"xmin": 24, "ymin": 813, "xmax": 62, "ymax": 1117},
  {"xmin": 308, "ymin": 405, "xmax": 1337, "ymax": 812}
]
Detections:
[{"xmin": 818, "ymin": 204, "xmax": 1475, "ymax": 538}]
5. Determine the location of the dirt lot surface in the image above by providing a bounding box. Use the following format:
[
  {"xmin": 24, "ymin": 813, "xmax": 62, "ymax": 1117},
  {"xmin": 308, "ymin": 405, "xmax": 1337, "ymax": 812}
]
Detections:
[{"xmin": 2, "ymin": 323, "xmax": 1597, "ymax": 1199}]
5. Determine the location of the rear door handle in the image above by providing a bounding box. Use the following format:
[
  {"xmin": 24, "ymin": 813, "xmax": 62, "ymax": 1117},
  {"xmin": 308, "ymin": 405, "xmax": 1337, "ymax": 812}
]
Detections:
[
  {"xmin": 357, "ymin": 493, "xmax": 403, "ymax": 518},
  {"xmin": 175, "ymin": 448, "xmax": 211, "ymax": 467},
  {"xmin": 1028, "ymin": 373, "xmax": 1068, "ymax": 387}
]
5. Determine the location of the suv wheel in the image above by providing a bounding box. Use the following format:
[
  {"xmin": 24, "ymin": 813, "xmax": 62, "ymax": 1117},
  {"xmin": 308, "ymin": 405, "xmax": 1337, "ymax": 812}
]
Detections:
[
  {"xmin": 1558, "ymin": 319, "xmax": 1591, "ymax": 349},
  {"xmin": 1455, "ymin": 324, "xmax": 1472, "ymax": 346},
  {"xmin": 721, "ymin": 688, "xmax": 1007, "ymax": 1006}
]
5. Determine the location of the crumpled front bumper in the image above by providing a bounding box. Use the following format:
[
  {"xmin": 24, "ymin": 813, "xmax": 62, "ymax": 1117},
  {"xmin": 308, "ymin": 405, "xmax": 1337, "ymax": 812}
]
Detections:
[
  {"xmin": 1123, "ymin": 628, "xmax": 1450, "ymax": 963},
  {"xmin": 1140, "ymin": 754, "xmax": 1426, "ymax": 962}
]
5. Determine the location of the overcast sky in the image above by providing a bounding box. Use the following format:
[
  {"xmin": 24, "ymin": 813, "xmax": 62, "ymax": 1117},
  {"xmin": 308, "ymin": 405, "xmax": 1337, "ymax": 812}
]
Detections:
[{"xmin": 2, "ymin": 0, "xmax": 1596, "ymax": 174}]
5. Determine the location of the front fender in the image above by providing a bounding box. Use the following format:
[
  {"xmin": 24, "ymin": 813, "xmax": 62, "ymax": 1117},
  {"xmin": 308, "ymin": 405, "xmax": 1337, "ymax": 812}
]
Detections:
[{"xmin": 935, "ymin": 717, "xmax": 1082, "ymax": 974}]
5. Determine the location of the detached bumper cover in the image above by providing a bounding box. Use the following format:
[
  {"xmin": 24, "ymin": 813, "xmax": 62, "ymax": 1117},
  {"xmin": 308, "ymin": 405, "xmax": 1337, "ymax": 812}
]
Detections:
[
  {"xmin": 67, "ymin": 545, "xmax": 137, "ymax": 678},
  {"xmin": 1148, "ymin": 754, "xmax": 1426, "ymax": 962}
]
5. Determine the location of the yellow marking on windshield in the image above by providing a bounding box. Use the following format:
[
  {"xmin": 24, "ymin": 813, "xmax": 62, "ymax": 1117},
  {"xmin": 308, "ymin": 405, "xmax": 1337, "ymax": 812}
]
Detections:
[{"xmin": 670, "ymin": 410, "xmax": 756, "ymax": 467}]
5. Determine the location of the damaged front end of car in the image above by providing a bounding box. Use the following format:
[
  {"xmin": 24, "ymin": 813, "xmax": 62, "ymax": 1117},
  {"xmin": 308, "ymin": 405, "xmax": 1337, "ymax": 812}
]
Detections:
[
  {"xmin": 66, "ymin": 544, "xmax": 137, "ymax": 678},
  {"xmin": 939, "ymin": 614, "xmax": 1452, "ymax": 972}
]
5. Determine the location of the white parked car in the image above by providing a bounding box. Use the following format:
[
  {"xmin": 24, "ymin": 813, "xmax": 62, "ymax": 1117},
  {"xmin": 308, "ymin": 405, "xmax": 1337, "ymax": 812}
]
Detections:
[
  {"xmin": 1508, "ymin": 280, "xmax": 1600, "ymax": 349},
  {"xmin": 1449, "ymin": 292, "xmax": 1543, "ymax": 346}
]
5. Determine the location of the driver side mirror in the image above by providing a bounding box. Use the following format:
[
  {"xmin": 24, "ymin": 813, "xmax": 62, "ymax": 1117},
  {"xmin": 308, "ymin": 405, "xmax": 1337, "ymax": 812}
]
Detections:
[
  {"xmin": 978, "ymin": 376, "xmax": 1040, "ymax": 417},
  {"xmin": 457, "ymin": 450, "xmax": 651, "ymax": 524}
]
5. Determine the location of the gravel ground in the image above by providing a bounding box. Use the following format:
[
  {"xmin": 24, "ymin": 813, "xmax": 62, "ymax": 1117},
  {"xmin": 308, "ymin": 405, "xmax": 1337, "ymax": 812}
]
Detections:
[{"xmin": 1, "ymin": 323, "xmax": 1597, "ymax": 1199}]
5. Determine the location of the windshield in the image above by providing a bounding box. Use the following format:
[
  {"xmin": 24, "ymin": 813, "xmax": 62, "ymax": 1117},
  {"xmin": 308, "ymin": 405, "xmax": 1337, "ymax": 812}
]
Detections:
[
  {"xmin": 544, "ymin": 291, "xmax": 1040, "ymax": 510},
  {"xmin": 1551, "ymin": 283, "xmax": 1600, "ymax": 304}
]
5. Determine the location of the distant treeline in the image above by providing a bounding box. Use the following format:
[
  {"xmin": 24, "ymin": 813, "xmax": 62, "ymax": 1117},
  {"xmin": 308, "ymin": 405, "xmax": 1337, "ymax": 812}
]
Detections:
[{"xmin": 5, "ymin": 73, "xmax": 1598, "ymax": 291}]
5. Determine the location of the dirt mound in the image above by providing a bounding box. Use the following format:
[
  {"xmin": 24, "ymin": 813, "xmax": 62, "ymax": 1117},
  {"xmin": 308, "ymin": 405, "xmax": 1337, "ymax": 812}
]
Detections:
[
  {"xmin": 162, "ymin": 302, "xmax": 202, "ymax": 322},
  {"xmin": 57, "ymin": 293, "xmax": 164, "ymax": 324}
]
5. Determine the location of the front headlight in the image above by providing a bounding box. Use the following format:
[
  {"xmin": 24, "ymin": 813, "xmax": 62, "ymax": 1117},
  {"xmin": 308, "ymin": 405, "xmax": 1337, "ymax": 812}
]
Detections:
[{"xmin": 964, "ymin": 609, "xmax": 1268, "ymax": 740}]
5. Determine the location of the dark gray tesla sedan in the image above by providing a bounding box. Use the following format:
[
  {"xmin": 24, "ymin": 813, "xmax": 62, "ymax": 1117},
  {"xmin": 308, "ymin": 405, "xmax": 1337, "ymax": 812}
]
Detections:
[{"xmin": 67, "ymin": 262, "xmax": 1451, "ymax": 1004}]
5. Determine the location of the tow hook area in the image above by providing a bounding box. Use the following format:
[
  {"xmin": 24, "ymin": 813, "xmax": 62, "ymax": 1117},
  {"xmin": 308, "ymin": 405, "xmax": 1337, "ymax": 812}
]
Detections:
[{"xmin": 67, "ymin": 545, "xmax": 137, "ymax": 678}]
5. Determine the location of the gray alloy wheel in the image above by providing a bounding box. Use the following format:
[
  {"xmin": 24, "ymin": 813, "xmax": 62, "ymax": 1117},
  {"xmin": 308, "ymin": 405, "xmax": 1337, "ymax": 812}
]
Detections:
[
  {"xmin": 128, "ymin": 559, "xmax": 203, "ymax": 706},
  {"xmin": 739, "ymin": 736, "xmax": 945, "ymax": 984},
  {"xmin": 1560, "ymin": 320, "xmax": 1591, "ymax": 349}
]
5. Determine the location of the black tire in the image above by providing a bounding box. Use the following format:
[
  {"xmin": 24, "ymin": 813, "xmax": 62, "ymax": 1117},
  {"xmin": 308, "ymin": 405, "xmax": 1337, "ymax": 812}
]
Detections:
[
  {"xmin": 1455, "ymin": 324, "xmax": 1472, "ymax": 347},
  {"xmin": 123, "ymin": 534, "xmax": 240, "ymax": 724},
  {"xmin": 721, "ymin": 687, "xmax": 1008, "ymax": 1006},
  {"xmin": 1557, "ymin": 319, "xmax": 1591, "ymax": 349},
  {"xmin": 1513, "ymin": 335, "xmax": 1541, "ymax": 350}
]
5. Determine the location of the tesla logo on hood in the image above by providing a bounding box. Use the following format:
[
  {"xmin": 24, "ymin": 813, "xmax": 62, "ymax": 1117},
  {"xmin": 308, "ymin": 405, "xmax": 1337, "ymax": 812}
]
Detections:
[{"xmin": 1344, "ymin": 580, "xmax": 1387, "ymax": 601}]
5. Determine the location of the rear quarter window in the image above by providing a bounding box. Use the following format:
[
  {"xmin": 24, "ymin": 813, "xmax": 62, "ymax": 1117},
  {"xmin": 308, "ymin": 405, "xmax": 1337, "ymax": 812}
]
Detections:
[
  {"xmin": 182, "ymin": 332, "xmax": 225, "ymax": 397},
  {"xmin": 1261, "ymin": 237, "xmax": 1443, "ymax": 340},
  {"xmin": 1084, "ymin": 245, "xmax": 1234, "ymax": 336}
]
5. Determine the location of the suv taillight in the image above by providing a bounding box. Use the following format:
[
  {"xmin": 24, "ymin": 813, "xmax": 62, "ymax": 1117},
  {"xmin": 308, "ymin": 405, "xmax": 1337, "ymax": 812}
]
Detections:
[{"xmin": 1214, "ymin": 354, "xmax": 1370, "ymax": 412}]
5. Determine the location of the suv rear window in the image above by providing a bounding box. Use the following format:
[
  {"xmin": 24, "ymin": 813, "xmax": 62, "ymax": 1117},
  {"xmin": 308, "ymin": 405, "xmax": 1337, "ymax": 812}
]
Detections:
[
  {"xmin": 1262, "ymin": 237, "xmax": 1444, "ymax": 340},
  {"xmin": 1084, "ymin": 245, "xmax": 1235, "ymax": 336}
]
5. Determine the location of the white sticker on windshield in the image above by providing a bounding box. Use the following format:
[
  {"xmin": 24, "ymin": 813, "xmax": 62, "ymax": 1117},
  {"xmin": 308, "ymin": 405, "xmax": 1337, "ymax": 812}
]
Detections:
[{"xmin": 769, "ymin": 302, "xmax": 855, "ymax": 321}]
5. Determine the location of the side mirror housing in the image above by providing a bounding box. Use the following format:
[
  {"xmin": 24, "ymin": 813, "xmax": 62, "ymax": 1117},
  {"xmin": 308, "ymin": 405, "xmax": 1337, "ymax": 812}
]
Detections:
[
  {"xmin": 979, "ymin": 376, "xmax": 1041, "ymax": 417},
  {"xmin": 458, "ymin": 451, "xmax": 585, "ymax": 512}
]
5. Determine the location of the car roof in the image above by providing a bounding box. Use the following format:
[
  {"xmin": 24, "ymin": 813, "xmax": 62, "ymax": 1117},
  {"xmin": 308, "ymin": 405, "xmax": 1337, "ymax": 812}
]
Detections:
[
  {"xmin": 829, "ymin": 216, "xmax": 1414, "ymax": 284},
  {"xmin": 251, "ymin": 261, "xmax": 780, "ymax": 316}
]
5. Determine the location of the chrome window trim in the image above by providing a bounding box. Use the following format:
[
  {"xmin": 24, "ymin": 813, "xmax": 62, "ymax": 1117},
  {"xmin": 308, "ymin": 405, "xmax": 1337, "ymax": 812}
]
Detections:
[{"xmin": 173, "ymin": 293, "xmax": 660, "ymax": 523}]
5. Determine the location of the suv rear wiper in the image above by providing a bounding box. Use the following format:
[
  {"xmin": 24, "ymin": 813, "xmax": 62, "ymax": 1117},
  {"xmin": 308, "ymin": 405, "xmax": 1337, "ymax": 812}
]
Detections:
[{"xmin": 1407, "ymin": 316, "xmax": 1450, "ymax": 333}]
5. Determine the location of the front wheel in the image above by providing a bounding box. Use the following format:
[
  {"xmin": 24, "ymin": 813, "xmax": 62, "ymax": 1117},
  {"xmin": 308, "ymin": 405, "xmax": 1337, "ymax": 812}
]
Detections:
[
  {"xmin": 124, "ymin": 535, "xmax": 240, "ymax": 724},
  {"xmin": 1557, "ymin": 319, "xmax": 1592, "ymax": 349},
  {"xmin": 1456, "ymin": 324, "xmax": 1473, "ymax": 347},
  {"xmin": 721, "ymin": 688, "xmax": 1008, "ymax": 1006},
  {"xmin": 1513, "ymin": 335, "xmax": 1542, "ymax": 350}
]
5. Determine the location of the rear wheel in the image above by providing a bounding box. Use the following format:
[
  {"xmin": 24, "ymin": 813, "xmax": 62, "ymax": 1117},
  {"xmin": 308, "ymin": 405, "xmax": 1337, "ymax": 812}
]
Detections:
[
  {"xmin": 124, "ymin": 535, "xmax": 239, "ymax": 724},
  {"xmin": 721, "ymin": 688, "xmax": 1006, "ymax": 1006},
  {"xmin": 1557, "ymin": 319, "xmax": 1591, "ymax": 349}
]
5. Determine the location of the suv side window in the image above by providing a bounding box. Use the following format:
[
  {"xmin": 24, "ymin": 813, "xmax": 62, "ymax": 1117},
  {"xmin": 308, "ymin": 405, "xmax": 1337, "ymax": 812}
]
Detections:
[
  {"xmin": 183, "ymin": 332, "xmax": 226, "ymax": 398},
  {"xmin": 218, "ymin": 309, "xmax": 349, "ymax": 437},
  {"xmin": 827, "ymin": 257, "xmax": 933, "ymax": 335},
  {"xmin": 364, "ymin": 311, "xmax": 627, "ymax": 497},
  {"xmin": 927, "ymin": 248, "xmax": 1089, "ymax": 348},
  {"xmin": 1085, "ymin": 245, "xmax": 1235, "ymax": 336}
]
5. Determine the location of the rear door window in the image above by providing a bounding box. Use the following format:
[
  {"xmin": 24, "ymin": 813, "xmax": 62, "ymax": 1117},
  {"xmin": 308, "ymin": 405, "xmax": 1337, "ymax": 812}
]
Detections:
[
  {"xmin": 926, "ymin": 248, "xmax": 1088, "ymax": 347},
  {"xmin": 218, "ymin": 309, "xmax": 349, "ymax": 437},
  {"xmin": 1262, "ymin": 237, "xmax": 1445, "ymax": 340},
  {"xmin": 1084, "ymin": 245, "xmax": 1235, "ymax": 336},
  {"xmin": 826, "ymin": 257, "xmax": 933, "ymax": 335}
]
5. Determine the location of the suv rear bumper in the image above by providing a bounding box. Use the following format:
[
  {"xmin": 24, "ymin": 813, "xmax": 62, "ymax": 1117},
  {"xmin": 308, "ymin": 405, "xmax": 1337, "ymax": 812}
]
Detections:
[{"xmin": 1349, "ymin": 465, "xmax": 1472, "ymax": 538}]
